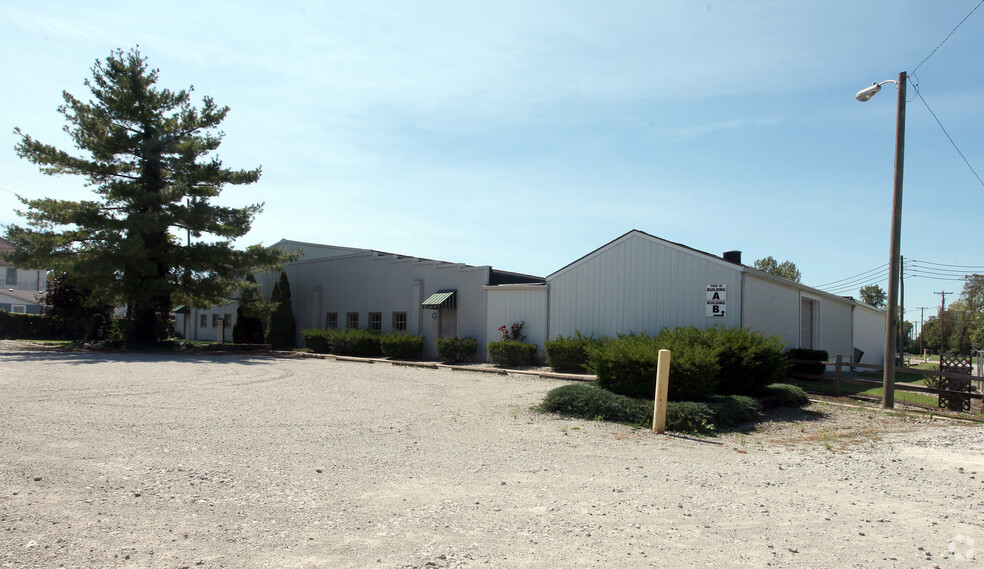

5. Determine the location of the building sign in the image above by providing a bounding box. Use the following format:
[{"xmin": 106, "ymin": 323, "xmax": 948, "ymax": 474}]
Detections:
[{"xmin": 706, "ymin": 284, "xmax": 726, "ymax": 317}]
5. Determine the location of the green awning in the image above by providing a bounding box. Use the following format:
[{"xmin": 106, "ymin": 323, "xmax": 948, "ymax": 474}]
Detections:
[{"xmin": 422, "ymin": 289, "xmax": 457, "ymax": 310}]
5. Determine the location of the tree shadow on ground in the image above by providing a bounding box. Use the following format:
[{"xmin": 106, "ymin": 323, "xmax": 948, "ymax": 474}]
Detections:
[{"xmin": 0, "ymin": 345, "xmax": 279, "ymax": 366}]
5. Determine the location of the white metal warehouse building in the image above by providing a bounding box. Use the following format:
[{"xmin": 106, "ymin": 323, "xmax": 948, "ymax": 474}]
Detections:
[{"xmin": 180, "ymin": 230, "xmax": 885, "ymax": 365}]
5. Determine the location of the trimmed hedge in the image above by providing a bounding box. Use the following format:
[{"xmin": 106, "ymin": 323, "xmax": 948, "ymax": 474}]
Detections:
[
  {"xmin": 590, "ymin": 332, "xmax": 719, "ymax": 401},
  {"xmin": 435, "ymin": 336, "xmax": 478, "ymax": 363},
  {"xmin": 763, "ymin": 383, "xmax": 810, "ymax": 407},
  {"xmin": 539, "ymin": 383, "xmax": 770, "ymax": 436},
  {"xmin": 544, "ymin": 333, "xmax": 605, "ymax": 372},
  {"xmin": 379, "ymin": 332, "xmax": 425, "ymax": 359},
  {"xmin": 0, "ymin": 312, "xmax": 85, "ymax": 340},
  {"xmin": 786, "ymin": 348, "xmax": 828, "ymax": 376},
  {"xmin": 487, "ymin": 340, "xmax": 538, "ymax": 367},
  {"xmin": 300, "ymin": 328, "xmax": 383, "ymax": 357},
  {"xmin": 712, "ymin": 327, "xmax": 789, "ymax": 395}
]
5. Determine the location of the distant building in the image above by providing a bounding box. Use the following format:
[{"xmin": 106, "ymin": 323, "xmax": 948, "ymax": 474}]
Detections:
[{"xmin": 0, "ymin": 237, "xmax": 46, "ymax": 314}]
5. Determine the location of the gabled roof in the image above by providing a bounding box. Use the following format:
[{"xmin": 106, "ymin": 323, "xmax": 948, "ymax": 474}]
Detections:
[{"xmin": 547, "ymin": 229, "xmax": 741, "ymax": 280}]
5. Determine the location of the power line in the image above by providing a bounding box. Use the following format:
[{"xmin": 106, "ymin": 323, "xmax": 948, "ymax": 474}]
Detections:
[
  {"xmin": 912, "ymin": 0, "xmax": 984, "ymax": 74},
  {"xmin": 909, "ymin": 79, "xmax": 984, "ymax": 189},
  {"xmin": 811, "ymin": 263, "xmax": 888, "ymax": 288},
  {"xmin": 907, "ymin": 258, "xmax": 984, "ymax": 270}
]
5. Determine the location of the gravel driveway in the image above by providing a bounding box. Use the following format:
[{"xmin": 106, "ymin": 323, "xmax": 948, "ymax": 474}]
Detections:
[{"xmin": 1, "ymin": 342, "xmax": 982, "ymax": 569}]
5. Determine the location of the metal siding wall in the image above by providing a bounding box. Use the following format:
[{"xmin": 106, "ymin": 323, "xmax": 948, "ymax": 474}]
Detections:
[
  {"xmin": 547, "ymin": 233, "xmax": 741, "ymax": 339},
  {"xmin": 820, "ymin": 300, "xmax": 853, "ymax": 361},
  {"xmin": 854, "ymin": 305, "xmax": 886, "ymax": 364},
  {"xmin": 273, "ymin": 255, "xmax": 489, "ymax": 358},
  {"xmin": 740, "ymin": 275, "xmax": 801, "ymax": 347},
  {"xmin": 486, "ymin": 286, "xmax": 548, "ymax": 355}
]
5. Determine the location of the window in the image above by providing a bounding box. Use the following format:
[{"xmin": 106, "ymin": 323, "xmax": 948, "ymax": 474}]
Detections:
[
  {"xmin": 368, "ymin": 312, "xmax": 382, "ymax": 331},
  {"xmin": 11, "ymin": 305, "xmax": 26, "ymax": 314},
  {"xmin": 5, "ymin": 268, "xmax": 16, "ymax": 286},
  {"xmin": 223, "ymin": 314, "xmax": 232, "ymax": 327},
  {"xmin": 346, "ymin": 312, "xmax": 359, "ymax": 329},
  {"xmin": 325, "ymin": 312, "xmax": 338, "ymax": 329},
  {"xmin": 212, "ymin": 314, "xmax": 221, "ymax": 328},
  {"xmin": 392, "ymin": 312, "xmax": 407, "ymax": 332},
  {"xmin": 200, "ymin": 314, "xmax": 208, "ymax": 328}
]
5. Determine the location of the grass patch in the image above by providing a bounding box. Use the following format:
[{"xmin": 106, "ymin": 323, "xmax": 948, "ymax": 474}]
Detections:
[{"xmin": 787, "ymin": 377, "xmax": 939, "ymax": 407}]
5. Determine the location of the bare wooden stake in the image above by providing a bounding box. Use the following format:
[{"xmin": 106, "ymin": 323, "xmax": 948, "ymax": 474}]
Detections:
[{"xmin": 652, "ymin": 349, "xmax": 671, "ymax": 434}]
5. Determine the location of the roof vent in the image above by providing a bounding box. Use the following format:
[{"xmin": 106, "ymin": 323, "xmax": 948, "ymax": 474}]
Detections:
[{"xmin": 723, "ymin": 250, "xmax": 742, "ymax": 265}]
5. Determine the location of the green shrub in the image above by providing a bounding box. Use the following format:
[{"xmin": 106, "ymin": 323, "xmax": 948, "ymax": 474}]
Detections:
[
  {"xmin": 764, "ymin": 383, "xmax": 810, "ymax": 407},
  {"xmin": 706, "ymin": 395, "xmax": 763, "ymax": 428},
  {"xmin": 712, "ymin": 327, "xmax": 789, "ymax": 395},
  {"xmin": 301, "ymin": 328, "xmax": 382, "ymax": 356},
  {"xmin": 590, "ymin": 332, "xmax": 719, "ymax": 401},
  {"xmin": 539, "ymin": 385, "xmax": 764, "ymax": 436},
  {"xmin": 0, "ymin": 312, "xmax": 85, "ymax": 340},
  {"xmin": 487, "ymin": 340, "xmax": 538, "ymax": 367},
  {"xmin": 786, "ymin": 348, "xmax": 828, "ymax": 375},
  {"xmin": 435, "ymin": 336, "xmax": 478, "ymax": 363},
  {"xmin": 379, "ymin": 332, "xmax": 425, "ymax": 359},
  {"xmin": 539, "ymin": 383, "xmax": 652, "ymax": 425},
  {"xmin": 545, "ymin": 332, "xmax": 605, "ymax": 372},
  {"xmin": 665, "ymin": 401, "xmax": 716, "ymax": 436},
  {"xmin": 301, "ymin": 329, "xmax": 333, "ymax": 353}
]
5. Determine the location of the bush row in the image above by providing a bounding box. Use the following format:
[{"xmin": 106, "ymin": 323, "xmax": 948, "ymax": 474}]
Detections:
[
  {"xmin": 0, "ymin": 312, "xmax": 86, "ymax": 340},
  {"xmin": 786, "ymin": 348, "xmax": 829, "ymax": 376},
  {"xmin": 544, "ymin": 333, "xmax": 607, "ymax": 372},
  {"xmin": 562, "ymin": 326, "xmax": 790, "ymax": 400},
  {"xmin": 301, "ymin": 328, "xmax": 426, "ymax": 359},
  {"xmin": 539, "ymin": 382, "xmax": 809, "ymax": 435}
]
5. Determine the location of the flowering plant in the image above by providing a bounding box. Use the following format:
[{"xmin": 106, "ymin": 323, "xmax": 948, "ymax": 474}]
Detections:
[{"xmin": 498, "ymin": 321, "xmax": 526, "ymax": 342}]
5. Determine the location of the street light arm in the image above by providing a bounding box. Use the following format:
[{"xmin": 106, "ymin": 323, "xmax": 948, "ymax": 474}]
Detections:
[{"xmin": 855, "ymin": 79, "xmax": 900, "ymax": 102}]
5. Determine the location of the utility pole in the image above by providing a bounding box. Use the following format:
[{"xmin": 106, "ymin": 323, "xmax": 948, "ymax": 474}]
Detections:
[
  {"xmin": 899, "ymin": 256, "xmax": 905, "ymax": 358},
  {"xmin": 916, "ymin": 306, "xmax": 930, "ymax": 357},
  {"xmin": 936, "ymin": 291, "xmax": 952, "ymax": 359}
]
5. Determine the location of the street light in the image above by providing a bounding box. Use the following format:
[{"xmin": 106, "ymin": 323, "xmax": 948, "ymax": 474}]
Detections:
[{"xmin": 856, "ymin": 71, "xmax": 906, "ymax": 409}]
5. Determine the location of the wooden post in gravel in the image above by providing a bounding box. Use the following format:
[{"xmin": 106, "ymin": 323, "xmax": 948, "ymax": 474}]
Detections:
[
  {"xmin": 652, "ymin": 349, "xmax": 672, "ymax": 434},
  {"xmin": 834, "ymin": 354, "xmax": 843, "ymax": 396}
]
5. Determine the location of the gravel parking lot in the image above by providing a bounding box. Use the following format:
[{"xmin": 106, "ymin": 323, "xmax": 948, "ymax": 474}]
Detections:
[{"xmin": 1, "ymin": 342, "xmax": 982, "ymax": 569}]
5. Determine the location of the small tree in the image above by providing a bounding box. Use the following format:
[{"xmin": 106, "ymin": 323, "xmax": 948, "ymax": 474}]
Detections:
[
  {"xmin": 858, "ymin": 284, "xmax": 887, "ymax": 307},
  {"xmin": 232, "ymin": 274, "xmax": 265, "ymax": 344},
  {"xmin": 266, "ymin": 271, "xmax": 296, "ymax": 349},
  {"xmin": 753, "ymin": 256, "xmax": 802, "ymax": 283}
]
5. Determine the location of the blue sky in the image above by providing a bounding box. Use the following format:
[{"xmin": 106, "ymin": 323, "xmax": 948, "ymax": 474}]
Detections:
[{"xmin": 2, "ymin": 1, "xmax": 982, "ymax": 331}]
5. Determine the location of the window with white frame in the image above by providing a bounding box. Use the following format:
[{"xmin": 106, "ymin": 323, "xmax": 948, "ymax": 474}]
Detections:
[
  {"xmin": 200, "ymin": 314, "xmax": 208, "ymax": 327},
  {"xmin": 11, "ymin": 305, "xmax": 26, "ymax": 314},
  {"xmin": 368, "ymin": 312, "xmax": 382, "ymax": 331},
  {"xmin": 392, "ymin": 312, "xmax": 407, "ymax": 332},
  {"xmin": 212, "ymin": 314, "xmax": 221, "ymax": 328},
  {"xmin": 346, "ymin": 312, "xmax": 359, "ymax": 329},
  {"xmin": 325, "ymin": 312, "xmax": 338, "ymax": 329},
  {"xmin": 5, "ymin": 268, "xmax": 16, "ymax": 286}
]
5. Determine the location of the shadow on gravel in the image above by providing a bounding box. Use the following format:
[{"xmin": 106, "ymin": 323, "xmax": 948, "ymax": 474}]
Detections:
[{"xmin": 0, "ymin": 348, "xmax": 279, "ymax": 366}]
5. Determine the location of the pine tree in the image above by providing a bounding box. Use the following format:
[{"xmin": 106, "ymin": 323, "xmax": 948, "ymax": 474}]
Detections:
[
  {"xmin": 266, "ymin": 271, "xmax": 296, "ymax": 349},
  {"xmin": 7, "ymin": 48, "xmax": 289, "ymax": 344}
]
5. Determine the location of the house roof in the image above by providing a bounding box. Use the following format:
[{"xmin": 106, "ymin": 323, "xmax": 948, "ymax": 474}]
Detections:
[{"xmin": 0, "ymin": 288, "xmax": 43, "ymax": 305}]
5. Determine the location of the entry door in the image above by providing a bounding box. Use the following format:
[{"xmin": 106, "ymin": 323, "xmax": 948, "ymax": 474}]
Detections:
[
  {"xmin": 800, "ymin": 299, "xmax": 815, "ymax": 348},
  {"xmin": 439, "ymin": 308, "xmax": 457, "ymax": 338}
]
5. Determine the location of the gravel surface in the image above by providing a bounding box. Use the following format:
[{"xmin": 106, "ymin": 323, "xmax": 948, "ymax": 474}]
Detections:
[{"xmin": 1, "ymin": 341, "xmax": 982, "ymax": 569}]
